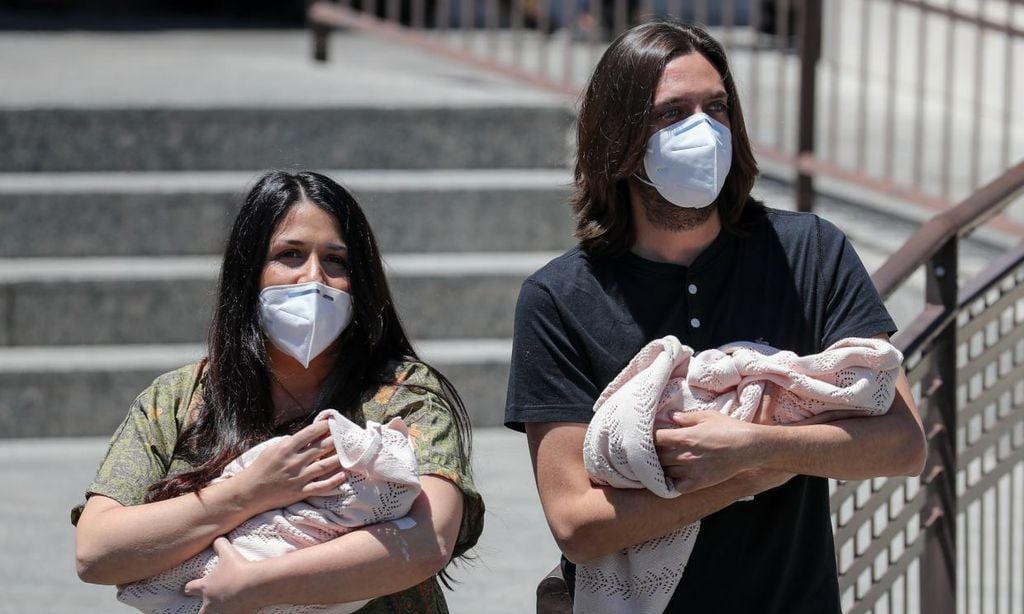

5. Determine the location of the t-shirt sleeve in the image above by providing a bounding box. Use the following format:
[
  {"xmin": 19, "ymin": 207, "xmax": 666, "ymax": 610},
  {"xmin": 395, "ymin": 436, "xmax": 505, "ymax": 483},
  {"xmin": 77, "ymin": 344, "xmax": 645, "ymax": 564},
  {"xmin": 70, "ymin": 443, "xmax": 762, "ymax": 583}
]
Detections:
[
  {"xmin": 70, "ymin": 382, "xmax": 183, "ymax": 525},
  {"xmin": 365, "ymin": 362, "xmax": 484, "ymax": 559},
  {"xmin": 818, "ymin": 217, "xmax": 898, "ymax": 347},
  {"xmin": 504, "ymin": 278, "xmax": 600, "ymax": 432}
]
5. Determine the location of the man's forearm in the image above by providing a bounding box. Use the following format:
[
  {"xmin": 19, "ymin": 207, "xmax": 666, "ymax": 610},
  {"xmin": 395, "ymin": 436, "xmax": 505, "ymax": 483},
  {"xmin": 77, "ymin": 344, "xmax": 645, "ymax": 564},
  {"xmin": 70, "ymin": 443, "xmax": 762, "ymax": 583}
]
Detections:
[
  {"xmin": 662, "ymin": 372, "xmax": 926, "ymax": 492},
  {"xmin": 550, "ymin": 469, "xmax": 784, "ymax": 564},
  {"xmin": 529, "ymin": 422, "xmax": 789, "ymax": 564},
  {"xmin": 754, "ymin": 377, "xmax": 926, "ymax": 479}
]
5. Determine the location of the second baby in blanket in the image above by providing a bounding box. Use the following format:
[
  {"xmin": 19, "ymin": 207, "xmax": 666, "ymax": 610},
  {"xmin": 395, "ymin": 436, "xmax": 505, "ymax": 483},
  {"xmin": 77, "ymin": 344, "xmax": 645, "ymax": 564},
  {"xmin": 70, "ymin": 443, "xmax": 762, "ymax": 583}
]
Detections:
[
  {"xmin": 578, "ymin": 336, "xmax": 903, "ymax": 614},
  {"xmin": 117, "ymin": 409, "xmax": 421, "ymax": 614}
]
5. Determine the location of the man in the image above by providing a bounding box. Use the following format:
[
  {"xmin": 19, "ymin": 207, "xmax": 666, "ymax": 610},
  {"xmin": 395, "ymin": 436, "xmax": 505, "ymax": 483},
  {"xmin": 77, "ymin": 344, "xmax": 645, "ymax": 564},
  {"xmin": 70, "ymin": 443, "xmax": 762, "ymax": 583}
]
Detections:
[{"xmin": 504, "ymin": 20, "xmax": 926, "ymax": 613}]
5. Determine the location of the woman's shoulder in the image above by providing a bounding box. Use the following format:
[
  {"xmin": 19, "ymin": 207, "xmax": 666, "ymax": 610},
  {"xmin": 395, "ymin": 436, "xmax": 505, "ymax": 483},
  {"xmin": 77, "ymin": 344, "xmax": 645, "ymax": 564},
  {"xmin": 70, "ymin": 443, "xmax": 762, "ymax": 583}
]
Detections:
[
  {"xmin": 133, "ymin": 360, "xmax": 207, "ymax": 424},
  {"xmin": 145, "ymin": 361, "xmax": 205, "ymax": 392},
  {"xmin": 377, "ymin": 358, "xmax": 444, "ymax": 392},
  {"xmin": 355, "ymin": 358, "xmax": 453, "ymax": 420}
]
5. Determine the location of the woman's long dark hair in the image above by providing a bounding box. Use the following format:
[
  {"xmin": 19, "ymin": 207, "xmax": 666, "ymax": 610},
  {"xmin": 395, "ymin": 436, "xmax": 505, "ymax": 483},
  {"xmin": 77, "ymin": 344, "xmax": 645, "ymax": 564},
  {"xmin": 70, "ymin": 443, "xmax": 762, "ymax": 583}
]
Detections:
[
  {"xmin": 146, "ymin": 171, "xmax": 472, "ymax": 509},
  {"xmin": 571, "ymin": 20, "xmax": 763, "ymax": 257}
]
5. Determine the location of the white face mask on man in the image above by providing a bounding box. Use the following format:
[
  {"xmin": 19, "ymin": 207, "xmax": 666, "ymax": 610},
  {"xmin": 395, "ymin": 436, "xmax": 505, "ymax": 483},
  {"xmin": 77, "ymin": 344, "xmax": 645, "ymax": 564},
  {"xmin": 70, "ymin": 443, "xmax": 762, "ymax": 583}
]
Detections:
[
  {"xmin": 258, "ymin": 281, "xmax": 353, "ymax": 368},
  {"xmin": 638, "ymin": 112, "xmax": 733, "ymax": 209}
]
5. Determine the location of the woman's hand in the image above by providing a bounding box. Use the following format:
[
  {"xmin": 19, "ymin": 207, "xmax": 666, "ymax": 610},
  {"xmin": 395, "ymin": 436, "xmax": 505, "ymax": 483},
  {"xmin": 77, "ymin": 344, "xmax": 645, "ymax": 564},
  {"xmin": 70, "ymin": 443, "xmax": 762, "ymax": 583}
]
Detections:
[
  {"xmin": 235, "ymin": 421, "xmax": 350, "ymax": 512},
  {"xmin": 184, "ymin": 538, "xmax": 262, "ymax": 614}
]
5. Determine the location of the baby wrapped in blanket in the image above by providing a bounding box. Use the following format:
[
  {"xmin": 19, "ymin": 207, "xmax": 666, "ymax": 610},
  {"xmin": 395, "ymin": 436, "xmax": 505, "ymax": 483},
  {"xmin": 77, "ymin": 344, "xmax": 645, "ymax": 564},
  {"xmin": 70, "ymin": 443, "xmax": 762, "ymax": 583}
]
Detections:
[
  {"xmin": 578, "ymin": 336, "xmax": 903, "ymax": 614},
  {"xmin": 117, "ymin": 409, "xmax": 422, "ymax": 614}
]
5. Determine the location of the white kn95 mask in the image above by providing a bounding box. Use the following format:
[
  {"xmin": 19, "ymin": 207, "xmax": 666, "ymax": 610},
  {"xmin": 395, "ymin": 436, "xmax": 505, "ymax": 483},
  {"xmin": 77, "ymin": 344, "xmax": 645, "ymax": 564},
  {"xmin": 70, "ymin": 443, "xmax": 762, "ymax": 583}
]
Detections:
[
  {"xmin": 259, "ymin": 281, "xmax": 353, "ymax": 368},
  {"xmin": 640, "ymin": 112, "xmax": 733, "ymax": 209}
]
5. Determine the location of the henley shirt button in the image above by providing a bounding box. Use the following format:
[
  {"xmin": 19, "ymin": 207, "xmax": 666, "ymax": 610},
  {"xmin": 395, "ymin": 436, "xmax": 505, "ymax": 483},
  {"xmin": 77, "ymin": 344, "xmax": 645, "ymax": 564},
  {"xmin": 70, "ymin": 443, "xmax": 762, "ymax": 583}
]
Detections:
[
  {"xmin": 690, "ymin": 318, "xmax": 701, "ymax": 328},
  {"xmin": 688, "ymin": 283, "xmax": 698, "ymax": 295}
]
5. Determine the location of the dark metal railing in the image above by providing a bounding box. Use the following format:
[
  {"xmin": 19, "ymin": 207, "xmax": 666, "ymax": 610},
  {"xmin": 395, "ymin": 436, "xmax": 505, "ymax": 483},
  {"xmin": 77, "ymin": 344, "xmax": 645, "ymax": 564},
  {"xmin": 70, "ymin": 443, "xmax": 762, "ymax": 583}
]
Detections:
[
  {"xmin": 308, "ymin": 0, "xmax": 1023, "ymax": 229},
  {"xmin": 830, "ymin": 160, "xmax": 1024, "ymax": 613}
]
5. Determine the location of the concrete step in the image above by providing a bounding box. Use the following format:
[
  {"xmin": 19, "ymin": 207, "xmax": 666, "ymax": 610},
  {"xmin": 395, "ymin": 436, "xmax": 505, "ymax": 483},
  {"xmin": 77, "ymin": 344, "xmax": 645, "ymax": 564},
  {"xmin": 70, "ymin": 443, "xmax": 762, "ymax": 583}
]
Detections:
[
  {"xmin": 0, "ymin": 254, "xmax": 559, "ymax": 346},
  {"xmin": 0, "ymin": 169, "xmax": 575, "ymax": 257},
  {"xmin": 0, "ymin": 341, "xmax": 511, "ymax": 437},
  {"xmin": 0, "ymin": 106, "xmax": 573, "ymax": 172}
]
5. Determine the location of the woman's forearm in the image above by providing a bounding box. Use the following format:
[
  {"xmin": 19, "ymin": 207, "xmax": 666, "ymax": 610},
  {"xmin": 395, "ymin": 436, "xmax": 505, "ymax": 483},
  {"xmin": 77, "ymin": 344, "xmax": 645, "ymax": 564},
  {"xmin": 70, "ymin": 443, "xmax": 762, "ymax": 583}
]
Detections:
[
  {"xmin": 201, "ymin": 476, "xmax": 465, "ymax": 610},
  {"xmin": 77, "ymin": 421, "xmax": 348, "ymax": 586},
  {"xmin": 75, "ymin": 482, "xmax": 256, "ymax": 585}
]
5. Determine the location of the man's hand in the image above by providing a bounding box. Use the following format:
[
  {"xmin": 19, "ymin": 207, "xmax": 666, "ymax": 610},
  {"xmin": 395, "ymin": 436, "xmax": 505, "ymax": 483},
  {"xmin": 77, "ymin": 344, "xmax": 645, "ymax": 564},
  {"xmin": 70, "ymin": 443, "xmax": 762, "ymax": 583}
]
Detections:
[{"xmin": 655, "ymin": 410, "xmax": 761, "ymax": 493}]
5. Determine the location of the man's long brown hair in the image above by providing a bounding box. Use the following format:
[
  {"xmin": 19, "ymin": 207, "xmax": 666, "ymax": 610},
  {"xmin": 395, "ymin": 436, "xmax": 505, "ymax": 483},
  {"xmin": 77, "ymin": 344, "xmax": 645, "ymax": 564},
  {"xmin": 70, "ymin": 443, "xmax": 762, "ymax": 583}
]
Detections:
[{"xmin": 571, "ymin": 20, "xmax": 762, "ymax": 257}]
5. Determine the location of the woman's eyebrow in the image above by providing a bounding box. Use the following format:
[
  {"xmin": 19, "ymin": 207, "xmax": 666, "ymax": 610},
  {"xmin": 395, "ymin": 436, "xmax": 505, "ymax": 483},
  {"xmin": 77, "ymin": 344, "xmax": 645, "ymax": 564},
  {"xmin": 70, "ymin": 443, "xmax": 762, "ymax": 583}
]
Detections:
[{"xmin": 272, "ymin": 238, "xmax": 348, "ymax": 251}]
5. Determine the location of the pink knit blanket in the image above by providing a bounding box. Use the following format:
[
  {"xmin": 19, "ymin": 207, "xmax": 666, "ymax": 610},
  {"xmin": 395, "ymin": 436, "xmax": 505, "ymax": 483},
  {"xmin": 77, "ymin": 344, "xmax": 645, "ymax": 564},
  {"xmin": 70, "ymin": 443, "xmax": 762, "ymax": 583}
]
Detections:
[
  {"xmin": 117, "ymin": 410, "xmax": 422, "ymax": 614},
  {"xmin": 578, "ymin": 337, "xmax": 902, "ymax": 614}
]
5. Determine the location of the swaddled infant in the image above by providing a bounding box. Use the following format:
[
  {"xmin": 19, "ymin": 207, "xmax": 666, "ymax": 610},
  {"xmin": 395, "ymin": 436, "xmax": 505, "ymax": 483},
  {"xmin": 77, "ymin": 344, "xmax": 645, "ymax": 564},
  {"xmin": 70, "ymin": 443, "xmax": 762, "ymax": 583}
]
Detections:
[
  {"xmin": 577, "ymin": 336, "xmax": 904, "ymax": 614},
  {"xmin": 117, "ymin": 409, "xmax": 421, "ymax": 614},
  {"xmin": 650, "ymin": 336, "xmax": 901, "ymax": 429}
]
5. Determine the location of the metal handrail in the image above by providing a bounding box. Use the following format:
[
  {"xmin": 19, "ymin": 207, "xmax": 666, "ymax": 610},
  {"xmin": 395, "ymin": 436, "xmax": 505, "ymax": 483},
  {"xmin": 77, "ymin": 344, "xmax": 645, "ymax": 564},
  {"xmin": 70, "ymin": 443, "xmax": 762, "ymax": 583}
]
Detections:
[
  {"xmin": 841, "ymin": 161, "xmax": 1024, "ymax": 613},
  {"xmin": 309, "ymin": 0, "xmax": 1024, "ymax": 227},
  {"xmin": 872, "ymin": 160, "xmax": 1024, "ymax": 300}
]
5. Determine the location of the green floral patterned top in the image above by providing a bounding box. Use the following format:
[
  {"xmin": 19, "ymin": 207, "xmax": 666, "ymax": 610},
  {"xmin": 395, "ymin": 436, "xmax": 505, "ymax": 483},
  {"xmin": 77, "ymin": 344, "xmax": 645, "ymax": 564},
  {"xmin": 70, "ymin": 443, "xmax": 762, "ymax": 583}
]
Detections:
[{"xmin": 72, "ymin": 359, "xmax": 484, "ymax": 613}]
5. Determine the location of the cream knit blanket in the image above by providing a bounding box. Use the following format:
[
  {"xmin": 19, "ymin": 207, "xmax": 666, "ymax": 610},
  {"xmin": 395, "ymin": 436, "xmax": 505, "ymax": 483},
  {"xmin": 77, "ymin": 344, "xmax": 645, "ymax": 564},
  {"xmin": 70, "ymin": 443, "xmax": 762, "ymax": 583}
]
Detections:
[
  {"xmin": 117, "ymin": 409, "xmax": 422, "ymax": 614},
  {"xmin": 578, "ymin": 336, "xmax": 902, "ymax": 614}
]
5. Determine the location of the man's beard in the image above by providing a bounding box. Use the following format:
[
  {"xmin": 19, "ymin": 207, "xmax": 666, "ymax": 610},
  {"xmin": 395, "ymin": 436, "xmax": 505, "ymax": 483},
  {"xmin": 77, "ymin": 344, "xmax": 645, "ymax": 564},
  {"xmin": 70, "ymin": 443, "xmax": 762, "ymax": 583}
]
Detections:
[{"xmin": 635, "ymin": 180, "xmax": 715, "ymax": 231}]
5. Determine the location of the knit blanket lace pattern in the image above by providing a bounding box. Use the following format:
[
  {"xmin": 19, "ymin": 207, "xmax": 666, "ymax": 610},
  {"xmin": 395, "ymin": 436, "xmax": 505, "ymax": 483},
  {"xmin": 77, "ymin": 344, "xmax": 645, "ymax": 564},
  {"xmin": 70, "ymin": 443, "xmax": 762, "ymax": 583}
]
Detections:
[
  {"xmin": 577, "ymin": 336, "xmax": 903, "ymax": 614},
  {"xmin": 117, "ymin": 409, "xmax": 422, "ymax": 614}
]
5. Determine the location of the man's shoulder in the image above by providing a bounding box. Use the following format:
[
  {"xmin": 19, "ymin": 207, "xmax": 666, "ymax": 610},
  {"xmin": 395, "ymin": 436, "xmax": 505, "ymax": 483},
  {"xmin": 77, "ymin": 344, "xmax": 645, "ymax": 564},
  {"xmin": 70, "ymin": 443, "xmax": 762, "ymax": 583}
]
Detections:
[
  {"xmin": 759, "ymin": 207, "xmax": 845, "ymax": 243},
  {"xmin": 527, "ymin": 245, "xmax": 588, "ymax": 280},
  {"xmin": 523, "ymin": 245, "xmax": 600, "ymax": 295},
  {"xmin": 761, "ymin": 206, "xmax": 818, "ymax": 233}
]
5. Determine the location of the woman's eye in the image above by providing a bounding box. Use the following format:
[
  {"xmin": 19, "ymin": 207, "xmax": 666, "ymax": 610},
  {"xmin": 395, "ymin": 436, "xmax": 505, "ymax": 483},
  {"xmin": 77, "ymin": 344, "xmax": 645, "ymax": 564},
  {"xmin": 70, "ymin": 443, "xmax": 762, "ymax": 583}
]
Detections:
[{"xmin": 325, "ymin": 256, "xmax": 349, "ymax": 271}]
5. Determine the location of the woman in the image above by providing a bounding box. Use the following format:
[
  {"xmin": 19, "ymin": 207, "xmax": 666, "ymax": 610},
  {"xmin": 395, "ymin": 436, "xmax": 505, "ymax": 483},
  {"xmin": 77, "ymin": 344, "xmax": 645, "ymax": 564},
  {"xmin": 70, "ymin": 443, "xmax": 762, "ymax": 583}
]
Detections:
[{"xmin": 72, "ymin": 170, "xmax": 484, "ymax": 613}]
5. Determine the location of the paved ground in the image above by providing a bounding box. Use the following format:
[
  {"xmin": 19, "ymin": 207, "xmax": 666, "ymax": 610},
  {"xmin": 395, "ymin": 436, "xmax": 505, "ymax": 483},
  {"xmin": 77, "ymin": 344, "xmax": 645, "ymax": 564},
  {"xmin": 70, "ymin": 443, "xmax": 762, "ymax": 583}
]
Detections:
[{"xmin": 0, "ymin": 429, "xmax": 557, "ymax": 614}]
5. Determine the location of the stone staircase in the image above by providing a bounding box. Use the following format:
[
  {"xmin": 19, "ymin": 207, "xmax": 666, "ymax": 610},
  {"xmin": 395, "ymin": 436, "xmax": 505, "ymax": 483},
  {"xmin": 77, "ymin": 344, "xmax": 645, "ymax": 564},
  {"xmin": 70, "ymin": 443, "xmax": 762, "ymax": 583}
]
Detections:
[
  {"xmin": 0, "ymin": 30, "xmax": 1009, "ymax": 439},
  {"xmin": 0, "ymin": 105, "xmax": 576, "ymax": 436}
]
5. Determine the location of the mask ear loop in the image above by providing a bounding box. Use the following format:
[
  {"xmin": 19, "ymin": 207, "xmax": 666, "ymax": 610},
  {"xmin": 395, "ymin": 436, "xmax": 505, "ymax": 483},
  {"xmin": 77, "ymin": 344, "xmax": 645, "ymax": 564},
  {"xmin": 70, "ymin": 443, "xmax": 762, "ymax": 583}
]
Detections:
[{"xmin": 632, "ymin": 173, "xmax": 660, "ymax": 189}]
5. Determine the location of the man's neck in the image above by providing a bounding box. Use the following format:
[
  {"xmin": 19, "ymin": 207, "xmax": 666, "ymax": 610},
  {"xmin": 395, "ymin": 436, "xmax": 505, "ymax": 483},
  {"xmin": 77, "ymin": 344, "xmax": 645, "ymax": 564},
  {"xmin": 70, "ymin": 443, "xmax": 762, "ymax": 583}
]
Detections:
[{"xmin": 630, "ymin": 202, "xmax": 722, "ymax": 268}]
